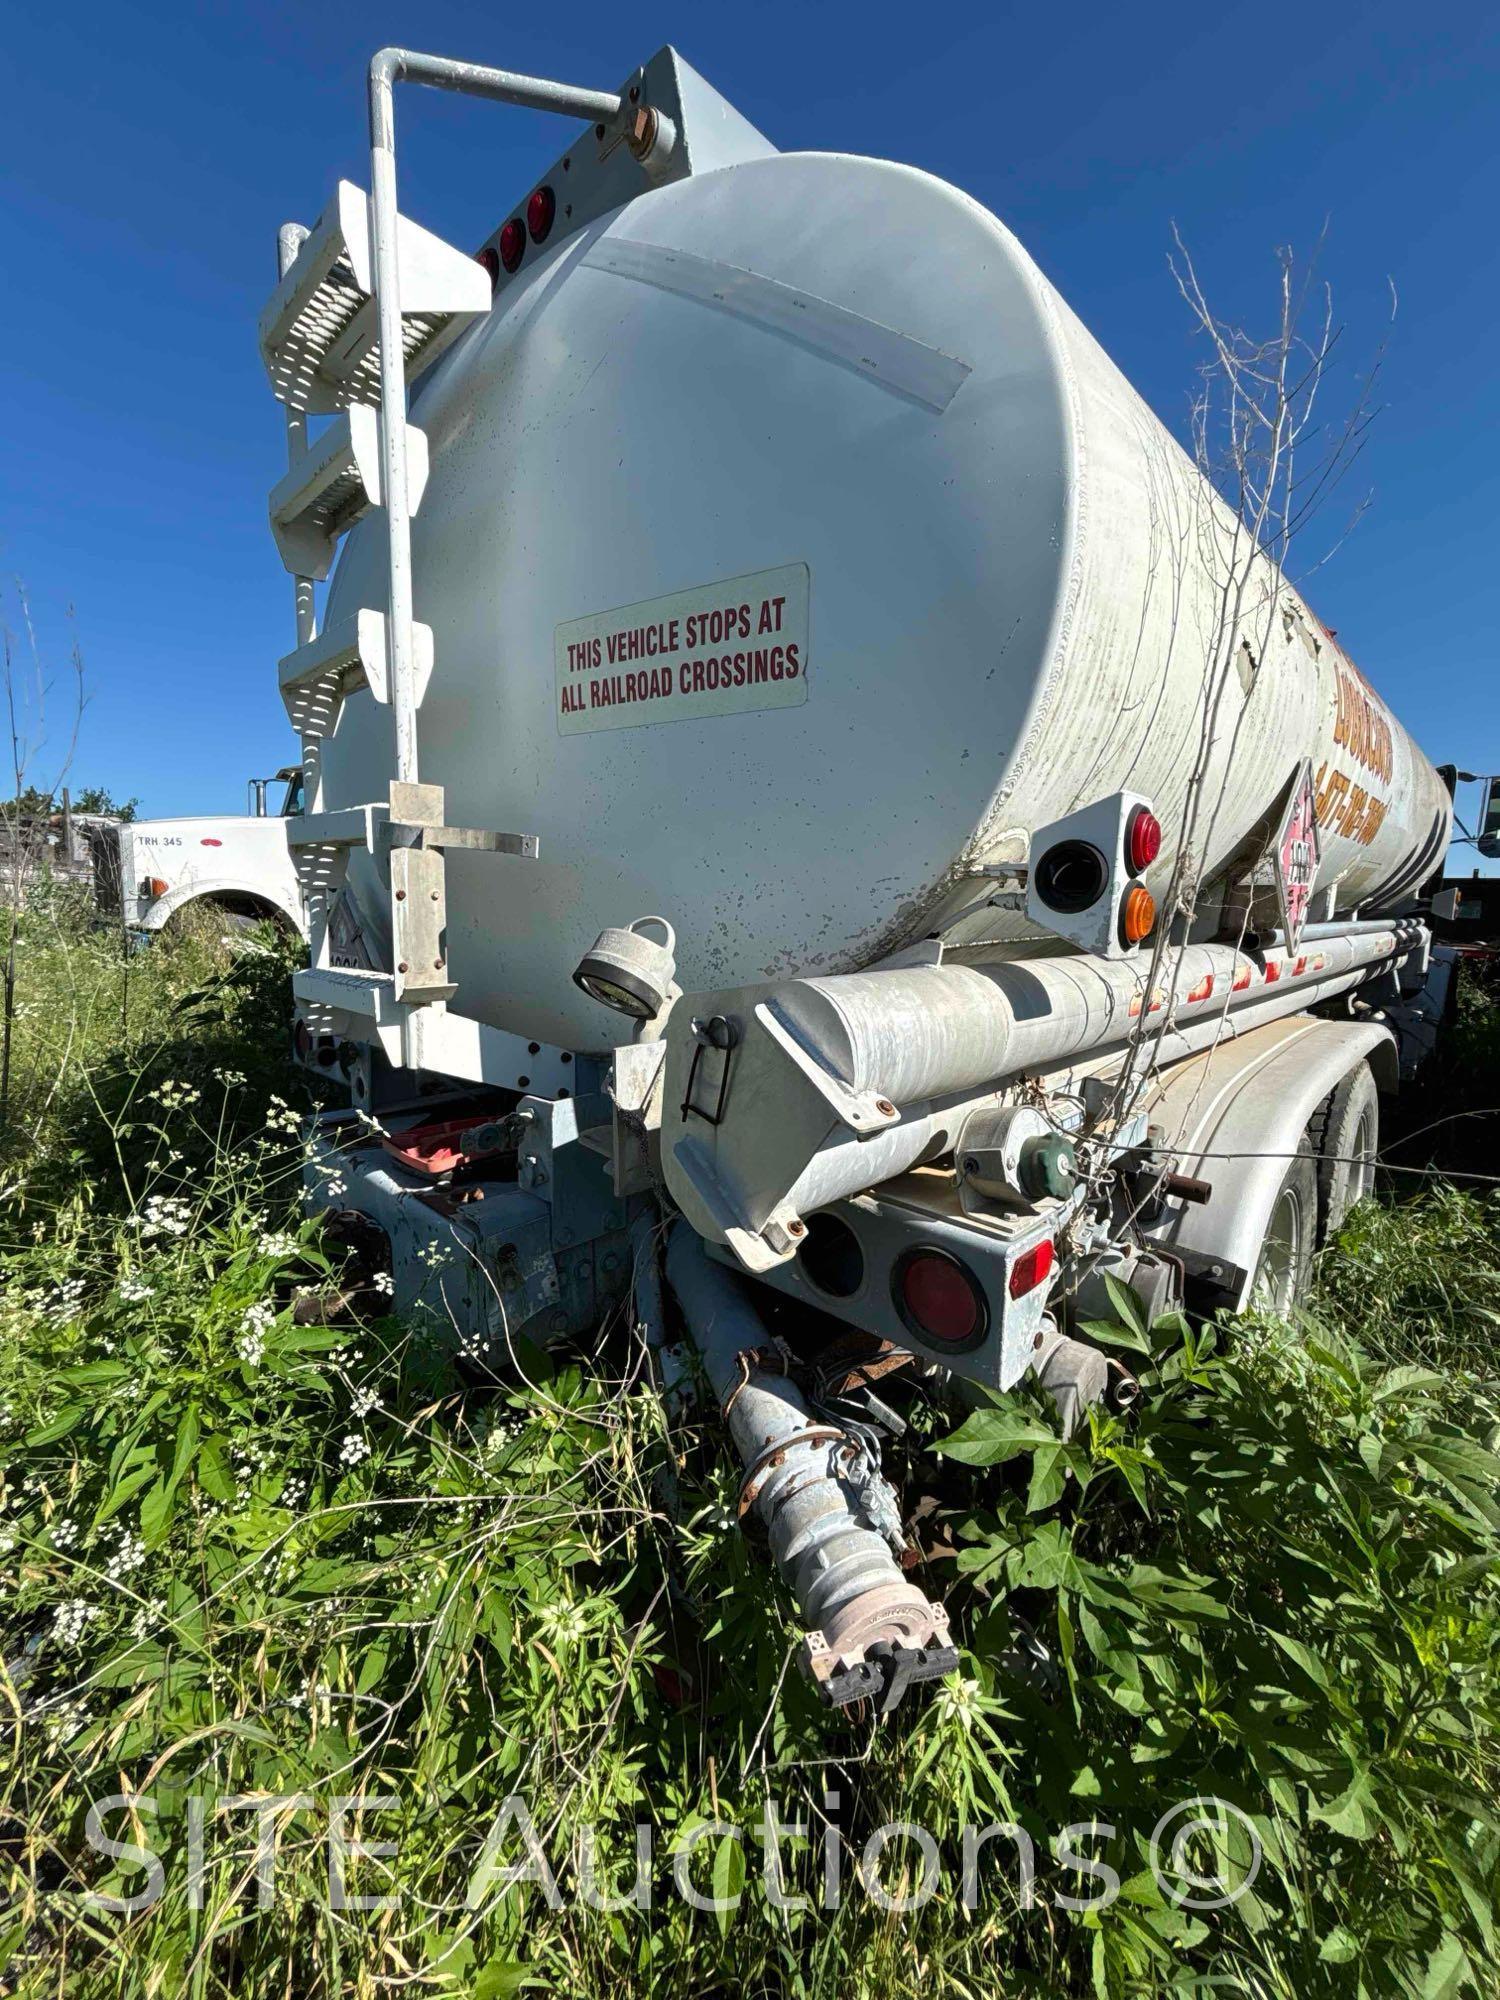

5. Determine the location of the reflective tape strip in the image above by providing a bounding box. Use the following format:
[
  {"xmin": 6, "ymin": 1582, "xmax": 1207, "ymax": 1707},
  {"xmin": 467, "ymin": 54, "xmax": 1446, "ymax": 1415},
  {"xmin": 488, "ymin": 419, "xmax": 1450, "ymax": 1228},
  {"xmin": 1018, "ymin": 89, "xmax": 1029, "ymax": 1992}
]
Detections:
[{"xmin": 585, "ymin": 236, "xmax": 972, "ymax": 414}]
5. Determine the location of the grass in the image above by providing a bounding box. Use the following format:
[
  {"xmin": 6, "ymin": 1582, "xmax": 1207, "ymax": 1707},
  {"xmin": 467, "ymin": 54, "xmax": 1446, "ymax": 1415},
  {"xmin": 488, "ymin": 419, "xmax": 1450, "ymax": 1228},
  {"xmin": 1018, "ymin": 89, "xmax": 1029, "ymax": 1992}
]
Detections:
[{"xmin": 1, "ymin": 888, "xmax": 1498, "ymax": 1998}]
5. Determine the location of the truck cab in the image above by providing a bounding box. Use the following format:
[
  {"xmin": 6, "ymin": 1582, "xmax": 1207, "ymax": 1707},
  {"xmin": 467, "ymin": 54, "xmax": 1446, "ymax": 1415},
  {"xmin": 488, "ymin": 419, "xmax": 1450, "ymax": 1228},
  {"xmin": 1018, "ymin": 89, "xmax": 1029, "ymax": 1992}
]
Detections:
[{"xmin": 108, "ymin": 764, "xmax": 308, "ymax": 940}]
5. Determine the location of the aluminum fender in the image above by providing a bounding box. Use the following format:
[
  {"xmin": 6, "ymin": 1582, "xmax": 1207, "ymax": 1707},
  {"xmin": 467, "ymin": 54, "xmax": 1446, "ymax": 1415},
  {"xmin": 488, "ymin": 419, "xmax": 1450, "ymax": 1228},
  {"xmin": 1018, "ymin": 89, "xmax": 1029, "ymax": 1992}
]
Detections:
[
  {"xmin": 134, "ymin": 877, "xmax": 307, "ymax": 938},
  {"xmin": 1144, "ymin": 1016, "xmax": 1395, "ymax": 1308}
]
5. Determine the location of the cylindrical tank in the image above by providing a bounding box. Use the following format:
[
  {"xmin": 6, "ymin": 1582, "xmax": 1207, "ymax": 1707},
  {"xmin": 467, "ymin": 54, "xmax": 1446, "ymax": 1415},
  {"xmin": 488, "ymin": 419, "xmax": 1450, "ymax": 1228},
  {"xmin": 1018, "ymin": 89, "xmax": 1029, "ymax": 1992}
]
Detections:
[{"xmin": 319, "ymin": 149, "xmax": 1451, "ymax": 1049}]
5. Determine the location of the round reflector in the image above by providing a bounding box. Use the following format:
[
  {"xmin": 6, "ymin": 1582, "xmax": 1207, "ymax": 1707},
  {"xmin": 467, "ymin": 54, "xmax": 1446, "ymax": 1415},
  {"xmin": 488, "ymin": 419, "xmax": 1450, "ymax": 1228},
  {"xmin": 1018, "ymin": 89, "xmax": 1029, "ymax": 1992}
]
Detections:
[
  {"xmin": 498, "ymin": 218, "xmax": 525, "ymax": 273},
  {"xmin": 1008, "ymin": 1237, "xmax": 1055, "ymax": 1299},
  {"xmin": 476, "ymin": 245, "xmax": 500, "ymax": 288},
  {"xmin": 526, "ymin": 185, "xmax": 556, "ymax": 244},
  {"xmin": 892, "ymin": 1247, "xmax": 987, "ymax": 1351},
  {"xmin": 1120, "ymin": 884, "xmax": 1156, "ymax": 946},
  {"xmin": 1126, "ymin": 805, "xmax": 1162, "ymax": 874}
]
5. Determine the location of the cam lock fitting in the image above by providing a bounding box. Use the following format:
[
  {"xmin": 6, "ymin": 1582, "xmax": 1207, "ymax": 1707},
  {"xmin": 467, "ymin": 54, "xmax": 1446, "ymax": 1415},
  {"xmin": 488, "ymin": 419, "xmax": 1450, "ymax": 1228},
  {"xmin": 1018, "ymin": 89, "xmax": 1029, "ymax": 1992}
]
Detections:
[
  {"xmin": 1017, "ymin": 1133, "xmax": 1078, "ymax": 1202},
  {"xmin": 956, "ymin": 1104, "xmax": 1077, "ymax": 1209}
]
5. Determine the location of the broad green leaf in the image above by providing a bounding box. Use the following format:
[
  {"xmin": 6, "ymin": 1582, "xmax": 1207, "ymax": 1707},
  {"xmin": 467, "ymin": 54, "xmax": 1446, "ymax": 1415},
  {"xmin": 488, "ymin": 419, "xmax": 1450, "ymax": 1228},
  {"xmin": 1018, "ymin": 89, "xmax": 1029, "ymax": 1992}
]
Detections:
[
  {"xmin": 1026, "ymin": 1443, "xmax": 1073, "ymax": 1513},
  {"xmin": 1311, "ymin": 1765, "xmax": 1377, "ymax": 1841},
  {"xmin": 196, "ymin": 1435, "xmax": 235, "ymax": 1503},
  {"xmin": 1079, "ymin": 1316, "xmax": 1153, "ymax": 1356},
  {"xmin": 1371, "ymin": 1365, "xmax": 1445, "ymax": 1404},
  {"xmin": 472, "ymin": 1964, "xmax": 536, "ymax": 2000},
  {"xmin": 25, "ymin": 1405, "xmax": 86, "ymax": 1446},
  {"xmin": 936, "ymin": 1408, "xmax": 1059, "ymax": 1466},
  {"xmin": 1419, "ymin": 1932, "xmax": 1469, "ymax": 2000},
  {"xmin": 1102, "ymin": 1273, "xmax": 1150, "ymax": 1340},
  {"xmin": 139, "ymin": 1475, "xmax": 177, "ymax": 1547},
  {"xmin": 169, "ymin": 1405, "xmax": 200, "ymax": 1488},
  {"xmin": 1265, "ymin": 1628, "xmax": 1331, "ymax": 1691},
  {"xmin": 712, "ymin": 1834, "xmax": 745, "ymax": 1935}
]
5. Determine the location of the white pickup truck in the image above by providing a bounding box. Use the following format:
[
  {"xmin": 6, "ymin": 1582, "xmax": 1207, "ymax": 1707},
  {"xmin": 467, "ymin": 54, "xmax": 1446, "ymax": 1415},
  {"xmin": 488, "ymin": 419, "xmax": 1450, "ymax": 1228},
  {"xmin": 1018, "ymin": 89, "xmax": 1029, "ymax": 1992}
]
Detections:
[{"xmin": 102, "ymin": 766, "xmax": 308, "ymax": 940}]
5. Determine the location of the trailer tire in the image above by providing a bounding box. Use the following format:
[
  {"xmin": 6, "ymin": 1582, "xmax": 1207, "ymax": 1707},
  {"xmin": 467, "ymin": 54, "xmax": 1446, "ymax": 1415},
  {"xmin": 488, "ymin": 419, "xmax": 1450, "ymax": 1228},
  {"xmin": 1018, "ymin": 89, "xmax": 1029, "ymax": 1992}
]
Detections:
[
  {"xmin": 1249, "ymin": 1137, "xmax": 1318, "ymax": 1317},
  {"xmin": 1310, "ymin": 1061, "xmax": 1379, "ymax": 1241}
]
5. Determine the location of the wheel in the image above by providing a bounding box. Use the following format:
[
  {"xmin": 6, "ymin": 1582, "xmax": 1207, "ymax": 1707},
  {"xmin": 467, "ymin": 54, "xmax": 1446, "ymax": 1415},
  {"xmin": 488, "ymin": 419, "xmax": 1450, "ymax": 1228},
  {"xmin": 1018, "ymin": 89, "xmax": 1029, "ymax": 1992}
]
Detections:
[
  {"xmin": 1249, "ymin": 1137, "xmax": 1318, "ymax": 1316},
  {"xmin": 1311, "ymin": 1062, "xmax": 1379, "ymax": 1240}
]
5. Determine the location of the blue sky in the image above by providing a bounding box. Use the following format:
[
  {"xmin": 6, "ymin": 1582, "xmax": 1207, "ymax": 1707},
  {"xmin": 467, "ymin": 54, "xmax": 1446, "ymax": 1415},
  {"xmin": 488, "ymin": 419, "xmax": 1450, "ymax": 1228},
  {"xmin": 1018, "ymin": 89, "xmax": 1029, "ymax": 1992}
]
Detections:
[{"xmin": 2, "ymin": 1, "xmax": 1495, "ymax": 861}]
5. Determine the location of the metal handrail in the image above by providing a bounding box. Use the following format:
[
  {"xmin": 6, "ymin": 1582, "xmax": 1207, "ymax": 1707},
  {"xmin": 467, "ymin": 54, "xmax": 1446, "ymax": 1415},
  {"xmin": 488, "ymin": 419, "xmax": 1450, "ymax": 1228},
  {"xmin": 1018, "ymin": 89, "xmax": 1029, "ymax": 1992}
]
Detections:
[{"xmin": 364, "ymin": 49, "xmax": 631, "ymax": 785}]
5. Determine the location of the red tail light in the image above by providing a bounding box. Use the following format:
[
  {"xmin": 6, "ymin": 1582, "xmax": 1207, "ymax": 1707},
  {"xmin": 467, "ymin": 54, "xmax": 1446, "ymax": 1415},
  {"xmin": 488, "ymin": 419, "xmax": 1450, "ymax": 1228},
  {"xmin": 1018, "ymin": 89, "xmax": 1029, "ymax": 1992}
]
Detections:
[
  {"xmin": 526, "ymin": 185, "xmax": 556, "ymax": 244},
  {"xmin": 1008, "ymin": 1238, "xmax": 1055, "ymax": 1300},
  {"xmin": 1126, "ymin": 806, "xmax": 1162, "ymax": 874},
  {"xmin": 476, "ymin": 245, "xmax": 501, "ymax": 288},
  {"xmin": 499, "ymin": 218, "xmax": 525, "ymax": 273},
  {"xmin": 893, "ymin": 1248, "xmax": 987, "ymax": 1350}
]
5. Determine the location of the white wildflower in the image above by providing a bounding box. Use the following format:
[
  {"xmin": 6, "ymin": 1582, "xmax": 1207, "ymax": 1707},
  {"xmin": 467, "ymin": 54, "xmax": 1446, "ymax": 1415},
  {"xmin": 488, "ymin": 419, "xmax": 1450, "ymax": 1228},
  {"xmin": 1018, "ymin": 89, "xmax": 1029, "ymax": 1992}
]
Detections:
[
  {"xmin": 265, "ymin": 1095, "xmax": 302, "ymax": 1135},
  {"xmin": 50, "ymin": 1517, "xmax": 80, "ymax": 1550},
  {"xmin": 237, "ymin": 1298, "xmax": 276, "ymax": 1367},
  {"xmin": 337, "ymin": 1434, "xmax": 371, "ymax": 1467},
  {"xmin": 104, "ymin": 1529, "xmax": 146, "ymax": 1579},
  {"xmin": 257, "ymin": 1230, "xmax": 299, "ymax": 1257},
  {"xmin": 138, "ymin": 1194, "xmax": 191, "ymax": 1239},
  {"xmin": 43, "ymin": 1698, "xmax": 91, "ymax": 1744},
  {"xmin": 45, "ymin": 1277, "xmax": 87, "ymax": 1325},
  {"xmin": 51, "ymin": 1599, "xmax": 101, "ymax": 1647},
  {"xmin": 118, "ymin": 1274, "xmax": 154, "ymax": 1303},
  {"xmin": 350, "ymin": 1384, "xmax": 380, "ymax": 1418},
  {"xmin": 152, "ymin": 1080, "xmax": 201, "ymax": 1110},
  {"xmin": 370, "ymin": 1270, "xmax": 394, "ymax": 1296},
  {"xmin": 214, "ymin": 1067, "xmax": 247, "ymax": 1087}
]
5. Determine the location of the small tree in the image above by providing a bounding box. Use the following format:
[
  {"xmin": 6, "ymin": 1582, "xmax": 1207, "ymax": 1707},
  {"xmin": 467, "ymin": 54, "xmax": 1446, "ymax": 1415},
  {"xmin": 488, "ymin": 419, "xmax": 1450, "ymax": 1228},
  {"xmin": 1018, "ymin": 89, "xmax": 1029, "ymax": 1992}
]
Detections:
[
  {"xmin": 1, "ymin": 582, "xmax": 87, "ymax": 1121},
  {"xmin": 1115, "ymin": 232, "xmax": 1389, "ymax": 1119}
]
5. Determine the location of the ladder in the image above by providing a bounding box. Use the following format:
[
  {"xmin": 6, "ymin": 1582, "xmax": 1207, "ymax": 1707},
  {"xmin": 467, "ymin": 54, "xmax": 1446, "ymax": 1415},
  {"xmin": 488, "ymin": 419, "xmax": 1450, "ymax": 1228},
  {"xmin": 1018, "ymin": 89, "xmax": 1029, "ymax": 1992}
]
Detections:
[{"xmin": 259, "ymin": 49, "xmax": 650, "ymax": 1040}]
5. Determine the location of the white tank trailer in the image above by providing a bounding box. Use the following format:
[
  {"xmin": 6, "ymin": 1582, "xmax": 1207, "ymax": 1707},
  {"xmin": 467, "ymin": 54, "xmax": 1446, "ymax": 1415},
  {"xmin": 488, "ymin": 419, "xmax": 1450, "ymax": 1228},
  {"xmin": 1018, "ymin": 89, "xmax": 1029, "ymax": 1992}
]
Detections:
[{"xmin": 262, "ymin": 46, "xmax": 1460, "ymax": 1711}]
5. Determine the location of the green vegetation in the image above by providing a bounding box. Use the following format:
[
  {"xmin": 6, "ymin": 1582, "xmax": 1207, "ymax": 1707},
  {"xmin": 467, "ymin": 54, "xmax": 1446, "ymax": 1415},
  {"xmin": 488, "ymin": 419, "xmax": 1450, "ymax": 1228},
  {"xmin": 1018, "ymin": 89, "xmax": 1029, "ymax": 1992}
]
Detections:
[
  {"xmin": 4, "ymin": 786, "xmax": 140, "ymax": 822},
  {"xmin": 2, "ymin": 894, "xmax": 1498, "ymax": 1997}
]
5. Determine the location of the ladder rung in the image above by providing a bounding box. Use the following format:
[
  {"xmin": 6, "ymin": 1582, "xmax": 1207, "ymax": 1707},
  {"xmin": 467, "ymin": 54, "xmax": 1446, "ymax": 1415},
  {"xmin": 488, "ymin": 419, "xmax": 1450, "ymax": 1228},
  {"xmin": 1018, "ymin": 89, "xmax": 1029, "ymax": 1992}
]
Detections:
[
  {"xmin": 260, "ymin": 182, "xmax": 492, "ymax": 414},
  {"xmin": 314, "ymin": 302, "xmax": 475, "ymax": 413},
  {"xmin": 295, "ymin": 965, "xmax": 400, "ymax": 1021},
  {"xmin": 278, "ymin": 611, "xmax": 434, "ymax": 730},
  {"xmin": 288, "ymin": 803, "xmax": 389, "ymax": 852},
  {"xmin": 268, "ymin": 406, "xmax": 429, "ymax": 580}
]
